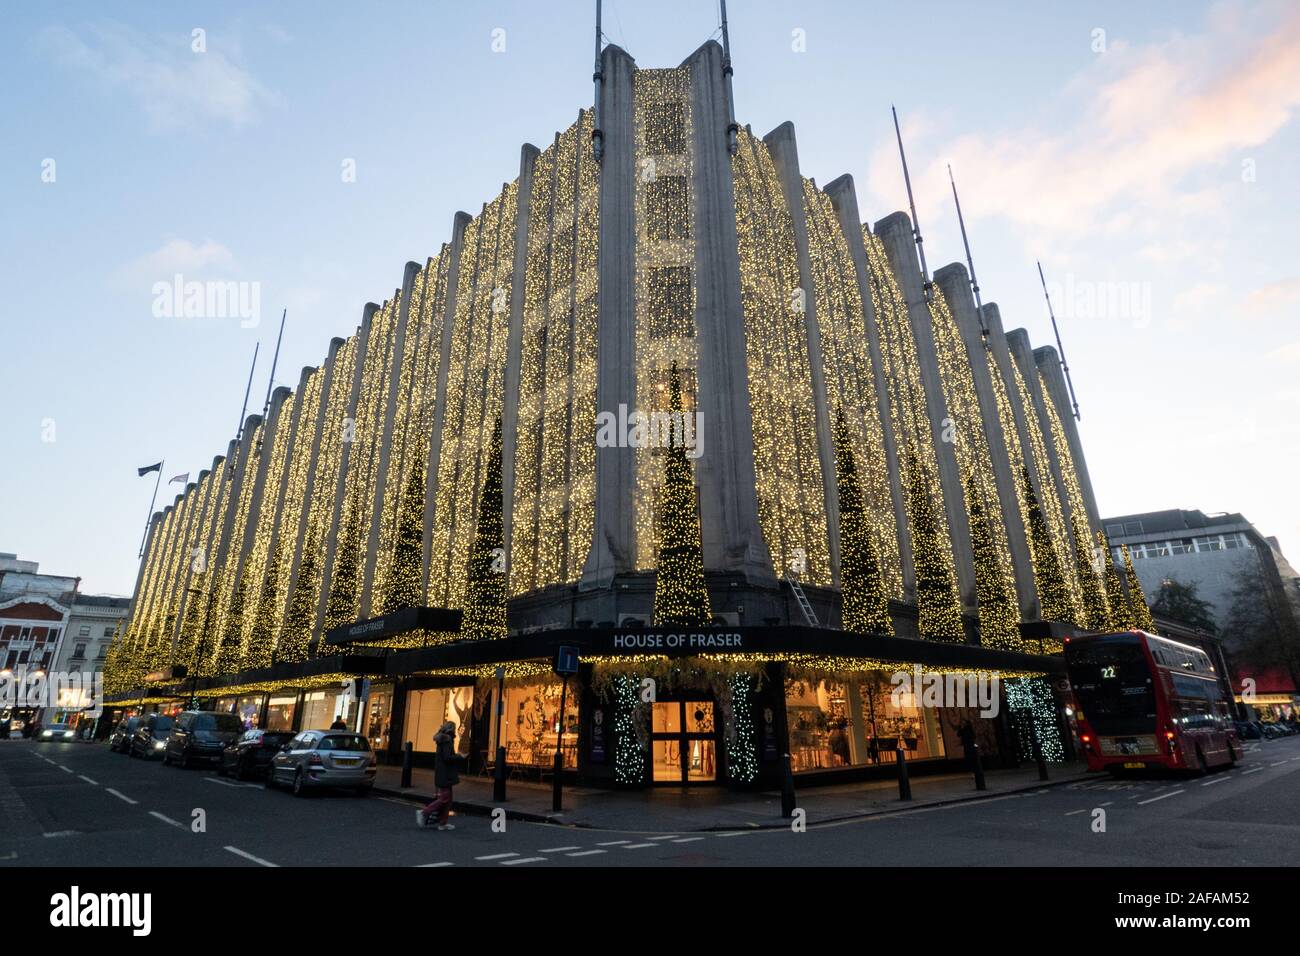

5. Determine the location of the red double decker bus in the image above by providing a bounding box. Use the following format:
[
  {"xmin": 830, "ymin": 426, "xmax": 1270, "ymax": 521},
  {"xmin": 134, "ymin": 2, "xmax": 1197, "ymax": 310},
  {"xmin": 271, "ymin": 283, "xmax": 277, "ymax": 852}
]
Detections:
[{"xmin": 1065, "ymin": 630, "xmax": 1240, "ymax": 774}]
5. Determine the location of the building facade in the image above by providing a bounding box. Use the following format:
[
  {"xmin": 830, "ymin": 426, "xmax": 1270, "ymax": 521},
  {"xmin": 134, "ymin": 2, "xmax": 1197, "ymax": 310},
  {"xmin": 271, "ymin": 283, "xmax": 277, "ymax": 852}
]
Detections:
[{"xmin": 107, "ymin": 42, "xmax": 1131, "ymax": 788}]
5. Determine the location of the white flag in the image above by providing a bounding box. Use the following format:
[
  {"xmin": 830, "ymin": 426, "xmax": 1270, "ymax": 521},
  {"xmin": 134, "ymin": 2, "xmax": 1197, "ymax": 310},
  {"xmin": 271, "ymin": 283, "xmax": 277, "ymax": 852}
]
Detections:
[{"xmin": 169, "ymin": 472, "xmax": 190, "ymax": 485}]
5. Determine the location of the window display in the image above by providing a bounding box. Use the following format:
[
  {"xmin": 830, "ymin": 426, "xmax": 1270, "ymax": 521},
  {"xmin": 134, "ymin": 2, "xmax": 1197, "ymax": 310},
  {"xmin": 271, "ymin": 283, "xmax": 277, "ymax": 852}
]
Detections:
[
  {"xmin": 491, "ymin": 680, "xmax": 578, "ymax": 768},
  {"xmin": 785, "ymin": 674, "xmax": 945, "ymax": 772},
  {"xmin": 404, "ymin": 686, "xmax": 473, "ymax": 755},
  {"xmin": 265, "ymin": 694, "xmax": 297, "ymax": 732}
]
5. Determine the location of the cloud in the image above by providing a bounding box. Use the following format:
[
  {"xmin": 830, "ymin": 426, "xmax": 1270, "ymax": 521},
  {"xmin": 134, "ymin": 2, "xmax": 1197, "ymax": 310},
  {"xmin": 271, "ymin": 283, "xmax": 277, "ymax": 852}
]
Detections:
[
  {"xmin": 1265, "ymin": 340, "xmax": 1300, "ymax": 363},
  {"xmin": 38, "ymin": 23, "xmax": 280, "ymax": 130},
  {"xmin": 1241, "ymin": 277, "xmax": 1300, "ymax": 317},
  {"xmin": 114, "ymin": 238, "xmax": 239, "ymax": 289},
  {"xmin": 865, "ymin": 0, "xmax": 1300, "ymax": 244}
]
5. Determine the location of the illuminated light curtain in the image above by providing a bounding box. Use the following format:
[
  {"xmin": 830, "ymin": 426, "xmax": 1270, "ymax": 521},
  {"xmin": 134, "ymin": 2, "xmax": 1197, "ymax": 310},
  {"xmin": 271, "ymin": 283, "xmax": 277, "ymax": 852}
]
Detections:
[
  {"xmin": 239, "ymin": 394, "xmax": 295, "ymax": 663},
  {"xmin": 511, "ymin": 110, "xmax": 600, "ymax": 595},
  {"xmin": 429, "ymin": 183, "xmax": 519, "ymax": 607},
  {"xmin": 862, "ymin": 230, "xmax": 960, "ymax": 606},
  {"xmin": 1099, "ymin": 531, "xmax": 1132, "ymax": 631},
  {"xmin": 462, "ymin": 418, "xmax": 508, "ymax": 639},
  {"xmin": 1011, "ymin": 361, "xmax": 1082, "ymax": 620},
  {"xmin": 803, "ymin": 180, "xmax": 900, "ymax": 597},
  {"xmin": 928, "ymin": 286, "xmax": 1020, "ymax": 646},
  {"xmin": 731, "ymin": 129, "xmax": 828, "ymax": 584},
  {"xmin": 211, "ymin": 423, "xmax": 264, "ymax": 672},
  {"xmin": 271, "ymin": 367, "xmax": 325, "ymax": 649},
  {"xmin": 191, "ymin": 459, "xmax": 234, "ymax": 678},
  {"xmin": 986, "ymin": 352, "xmax": 1039, "ymax": 602},
  {"xmin": 1122, "ymin": 545, "xmax": 1157, "ymax": 632},
  {"xmin": 633, "ymin": 67, "xmax": 696, "ymax": 570},
  {"xmin": 832, "ymin": 406, "xmax": 893, "ymax": 634},
  {"xmin": 173, "ymin": 465, "xmax": 223, "ymax": 670}
]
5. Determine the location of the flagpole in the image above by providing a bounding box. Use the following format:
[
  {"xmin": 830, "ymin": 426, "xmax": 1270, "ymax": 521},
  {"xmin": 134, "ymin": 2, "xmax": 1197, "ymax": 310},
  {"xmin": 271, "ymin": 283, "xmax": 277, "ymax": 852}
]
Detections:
[{"xmin": 138, "ymin": 459, "xmax": 163, "ymax": 559}]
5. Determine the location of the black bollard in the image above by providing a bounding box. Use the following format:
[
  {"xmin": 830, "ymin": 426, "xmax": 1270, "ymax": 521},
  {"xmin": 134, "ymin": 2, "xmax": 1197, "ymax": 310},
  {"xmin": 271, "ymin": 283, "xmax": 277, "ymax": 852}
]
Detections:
[
  {"xmin": 493, "ymin": 744, "xmax": 507, "ymax": 802},
  {"xmin": 400, "ymin": 740, "xmax": 413, "ymax": 789},
  {"xmin": 896, "ymin": 746, "xmax": 912, "ymax": 801},
  {"xmin": 552, "ymin": 751, "xmax": 564, "ymax": 812},
  {"xmin": 1031, "ymin": 728, "xmax": 1049, "ymax": 781},
  {"xmin": 780, "ymin": 753, "xmax": 797, "ymax": 818}
]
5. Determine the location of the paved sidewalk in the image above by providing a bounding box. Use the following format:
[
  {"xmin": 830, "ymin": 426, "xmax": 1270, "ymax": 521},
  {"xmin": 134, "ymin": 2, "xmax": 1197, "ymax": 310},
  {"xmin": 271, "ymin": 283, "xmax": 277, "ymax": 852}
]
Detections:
[{"xmin": 374, "ymin": 760, "xmax": 1093, "ymax": 832}]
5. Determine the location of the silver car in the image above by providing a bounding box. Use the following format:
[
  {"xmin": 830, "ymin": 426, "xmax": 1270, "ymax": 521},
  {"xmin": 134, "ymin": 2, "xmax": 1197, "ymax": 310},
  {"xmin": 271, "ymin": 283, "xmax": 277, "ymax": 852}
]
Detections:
[{"xmin": 265, "ymin": 730, "xmax": 376, "ymax": 796}]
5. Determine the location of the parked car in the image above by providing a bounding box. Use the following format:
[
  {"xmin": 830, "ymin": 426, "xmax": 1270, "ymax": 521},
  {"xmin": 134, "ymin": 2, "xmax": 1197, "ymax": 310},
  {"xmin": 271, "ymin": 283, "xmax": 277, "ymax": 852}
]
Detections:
[
  {"xmin": 108, "ymin": 717, "xmax": 140, "ymax": 752},
  {"xmin": 218, "ymin": 729, "xmax": 295, "ymax": 780},
  {"xmin": 163, "ymin": 710, "xmax": 246, "ymax": 769},
  {"xmin": 129, "ymin": 714, "xmax": 174, "ymax": 759},
  {"xmin": 265, "ymin": 730, "xmax": 377, "ymax": 796},
  {"xmin": 1235, "ymin": 720, "xmax": 1261, "ymax": 740}
]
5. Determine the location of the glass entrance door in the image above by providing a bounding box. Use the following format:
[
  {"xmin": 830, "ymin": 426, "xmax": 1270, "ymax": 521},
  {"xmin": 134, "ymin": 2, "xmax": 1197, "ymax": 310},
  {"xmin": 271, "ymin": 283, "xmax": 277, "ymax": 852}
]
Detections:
[{"xmin": 650, "ymin": 700, "xmax": 717, "ymax": 783}]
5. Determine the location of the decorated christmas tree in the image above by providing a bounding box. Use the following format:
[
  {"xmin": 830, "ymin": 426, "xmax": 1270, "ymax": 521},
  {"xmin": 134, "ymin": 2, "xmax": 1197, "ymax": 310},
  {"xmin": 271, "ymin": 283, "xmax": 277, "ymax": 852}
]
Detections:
[
  {"xmin": 1121, "ymin": 544, "xmax": 1158, "ymax": 633},
  {"xmin": 380, "ymin": 432, "xmax": 428, "ymax": 615},
  {"xmin": 1073, "ymin": 516, "xmax": 1109, "ymax": 631},
  {"xmin": 1098, "ymin": 530, "xmax": 1133, "ymax": 631},
  {"xmin": 244, "ymin": 541, "xmax": 283, "ymax": 669},
  {"xmin": 1022, "ymin": 466, "xmax": 1074, "ymax": 624},
  {"xmin": 965, "ymin": 473, "xmax": 1021, "ymax": 651},
  {"xmin": 278, "ymin": 531, "xmax": 319, "ymax": 663},
  {"xmin": 905, "ymin": 451, "xmax": 964, "ymax": 641},
  {"xmin": 461, "ymin": 417, "xmax": 508, "ymax": 640},
  {"xmin": 833, "ymin": 405, "xmax": 893, "ymax": 635},
  {"xmin": 213, "ymin": 574, "xmax": 246, "ymax": 675},
  {"xmin": 652, "ymin": 363, "xmax": 713, "ymax": 627},
  {"xmin": 324, "ymin": 491, "xmax": 364, "ymax": 631}
]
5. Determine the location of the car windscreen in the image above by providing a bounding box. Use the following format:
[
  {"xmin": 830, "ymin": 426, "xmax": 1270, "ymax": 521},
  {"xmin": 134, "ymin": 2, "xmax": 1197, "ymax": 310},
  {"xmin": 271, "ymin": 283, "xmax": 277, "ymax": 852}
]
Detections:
[
  {"xmin": 151, "ymin": 716, "xmax": 173, "ymax": 730},
  {"xmin": 193, "ymin": 713, "xmax": 244, "ymax": 733},
  {"xmin": 317, "ymin": 734, "xmax": 370, "ymax": 752},
  {"xmin": 1067, "ymin": 638, "xmax": 1158, "ymax": 736}
]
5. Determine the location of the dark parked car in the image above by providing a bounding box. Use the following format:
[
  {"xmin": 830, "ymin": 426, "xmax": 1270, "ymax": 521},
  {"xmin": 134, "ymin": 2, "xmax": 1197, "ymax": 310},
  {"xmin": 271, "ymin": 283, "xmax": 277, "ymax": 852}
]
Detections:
[
  {"xmin": 265, "ymin": 730, "xmax": 377, "ymax": 796},
  {"xmin": 129, "ymin": 714, "xmax": 173, "ymax": 759},
  {"xmin": 218, "ymin": 729, "xmax": 295, "ymax": 780},
  {"xmin": 164, "ymin": 711, "xmax": 246, "ymax": 769},
  {"xmin": 108, "ymin": 716, "xmax": 141, "ymax": 753}
]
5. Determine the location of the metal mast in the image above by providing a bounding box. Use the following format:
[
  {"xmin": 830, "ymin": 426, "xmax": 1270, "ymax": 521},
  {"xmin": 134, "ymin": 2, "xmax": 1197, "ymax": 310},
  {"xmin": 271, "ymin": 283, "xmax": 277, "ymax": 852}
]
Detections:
[
  {"xmin": 592, "ymin": 0, "xmax": 604, "ymax": 161},
  {"xmin": 948, "ymin": 164, "xmax": 990, "ymax": 342},
  {"xmin": 892, "ymin": 106, "xmax": 930, "ymax": 302},
  {"xmin": 229, "ymin": 342, "xmax": 258, "ymax": 478},
  {"xmin": 1037, "ymin": 261, "xmax": 1081, "ymax": 420},
  {"xmin": 720, "ymin": 0, "xmax": 739, "ymax": 155}
]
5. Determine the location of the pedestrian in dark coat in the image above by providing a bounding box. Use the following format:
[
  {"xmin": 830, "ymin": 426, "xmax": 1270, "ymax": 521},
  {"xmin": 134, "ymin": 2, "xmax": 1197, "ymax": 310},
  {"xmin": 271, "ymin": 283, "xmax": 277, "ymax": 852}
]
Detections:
[{"xmin": 417, "ymin": 721, "xmax": 460, "ymax": 830}]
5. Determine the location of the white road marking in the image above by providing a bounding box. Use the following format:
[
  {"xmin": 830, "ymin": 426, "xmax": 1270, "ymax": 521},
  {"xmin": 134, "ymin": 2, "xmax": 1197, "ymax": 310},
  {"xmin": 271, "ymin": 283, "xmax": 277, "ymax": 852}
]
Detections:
[
  {"xmin": 1200, "ymin": 775, "xmax": 1233, "ymax": 786},
  {"xmin": 149, "ymin": 811, "xmax": 186, "ymax": 829},
  {"xmin": 1137, "ymin": 789, "xmax": 1185, "ymax": 805},
  {"xmin": 58, "ymin": 765, "xmax": 74, "ymax": 774},
  {"xmin": 203, "ymin": 777, "xmax": 257, "ymax": 789},
  {"xmin": 1241, "ymin": 767, "xmax": 1264, "ymax": 775},
  {"xmin": 77, "ymin": 775, "xmax": 98, "ymax": 786},
  {"xmin": 623, "ymin": 843, "xmax": 657, "ymax": 849},
  {"xmin": 416, "ymin": 861, "xmax": 455, "ymax": 867},
  {"xmin": 43, "ymin": 830, "xmax": 79, "ymax": 838},
  {"xmin": 105, "ymin": 789, "xmax": 138, "ymax": 805},
  {"xmin": 648, "ymin": 834, "xmax": 680, "ymax": 840},
  {"xmin": 671, "ymin": 836, "xmax": 705, "ymax": 843},
  {"xmin": 539, "ymin": 846, "xmax": 581, "ymax": 853},
  {"xmin": 0, "ymin": 851, "xmax": 15, "ymax": 861},
  {"xmin": 475, "ymin": 852, "xmax": 518, "ymax": 861},
  {"xmin": 1064, "ymin": 808, "xmax": 1088, "ymax": 816},
  {"xmin": 500, "ymin": 856, "xmax": 545, "ymax": 865},
  {"xmin": 595, "ymin": 839, "xmax": 630, "ymax": 846},
  {"xmin": 1270, "ymin": 760, "xmax": 1289, "ymax": 767},
  {"xmin": 566, "ymin": 849, "xmax": 606, "ymax": 857},
  {"xmin": 715, "ymin": 831, "xmax": 757, "ymax": 837},
  {"xmin": 224, "ymin": 845, "xmax": 278, "ymax": 867}
]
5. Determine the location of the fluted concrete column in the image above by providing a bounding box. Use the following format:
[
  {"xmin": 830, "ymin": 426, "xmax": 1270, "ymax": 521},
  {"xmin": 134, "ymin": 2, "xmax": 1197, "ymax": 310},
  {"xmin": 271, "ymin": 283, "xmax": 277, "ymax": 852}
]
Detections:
[
  {"xmin": 170, "ymin": 468, "xmax": 216, "ymax": 650},
  {"xmin": 502, "ymin": 143, "xmax": 541, "ymax": 576},
  {"xmin": 1008, "ymin": 328, "xmax": 1079, "ymax": 557},
  {"xmin": 233, "ymin": 387, "xmax": 291, "ymax": 593},
  {"xmin": 582, "ymin": 44, "xmax": 638, "ymax": 588},
  {"xmin": 875, "ymin": 211, "xmax": 976, "ymax": 608},
  {"xmin": 423, "ymin": 213, "xmax": 472, "ymax": 597},
  {"xmin": 934, "ymin": 263, "xmax": 1036, "ymax": 616},
  {"xmin": 825, "ymin": 174, "xmax": 915, "ymax": 597},
  {"xmin": 688, "ymin": 40, "xmax": 773, "ymax": 581},
  {"xmin": 763, "ymin": 122, "xmax": 839, "ymax": 583},
  {"xmin": 1035, "ymin": 346, "xmax": 1101, "ymax": 531}
]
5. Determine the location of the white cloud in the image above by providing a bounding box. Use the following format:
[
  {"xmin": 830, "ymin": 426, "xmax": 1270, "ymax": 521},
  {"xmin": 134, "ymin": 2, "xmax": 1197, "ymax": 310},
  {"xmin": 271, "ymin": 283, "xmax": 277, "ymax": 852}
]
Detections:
[
  {"xmin": 1241, "ymin": 277, "xmax": 1300, "ymax": 318},
  {"xmin": 114, "ymin": 238, "xmax": 239, "ymax": 289},
  {"xmin": 38, "ymin": 23, "xmax": 280, "ymax": 130},
  {"xmin": 1265, "ymin": 340, "xmax": 1300, "ymax": 363}
]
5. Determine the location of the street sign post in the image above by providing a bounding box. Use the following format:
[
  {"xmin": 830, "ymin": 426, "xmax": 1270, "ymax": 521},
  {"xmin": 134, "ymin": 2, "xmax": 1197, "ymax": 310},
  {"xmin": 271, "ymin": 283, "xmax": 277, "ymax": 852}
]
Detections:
[{"xmin": 552, "ymin": 647, "xmax": 579, "ymax": 811}]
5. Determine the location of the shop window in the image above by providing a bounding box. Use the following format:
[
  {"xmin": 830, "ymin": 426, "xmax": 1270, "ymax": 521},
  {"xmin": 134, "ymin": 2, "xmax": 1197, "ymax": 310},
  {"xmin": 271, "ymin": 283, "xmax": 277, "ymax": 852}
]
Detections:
[
  {"xmin": 490, "ymin": 679, "xmax": 578, "ymax": 769},
  {"xmin": 404, "ymin": 686, "xmax": 474, "ymax": 755},
  {"xmin": 784, "ymin": 675, "xmax": 946, "ymax": 773},
  {"xmin": 301, "ymin": 688, "xmax": 348, "ymax": 732},
  {"xmin": 364, "ymin": 684, "xmax": 394, "ymax": 753},
  {"xmin": 236, "ymin": 695, "xmax": 263, "ymax": 729},
  {"xmin": 265, "ymin": 694, "xmax": 297, "ymax": 732}
]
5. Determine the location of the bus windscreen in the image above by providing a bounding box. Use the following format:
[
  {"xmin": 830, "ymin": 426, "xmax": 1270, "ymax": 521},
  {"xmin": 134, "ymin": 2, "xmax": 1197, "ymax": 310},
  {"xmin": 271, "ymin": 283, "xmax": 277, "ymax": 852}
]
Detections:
[{"xmin": 1066, "ymin": 638, "xmax": 1158, "ymax": 736}]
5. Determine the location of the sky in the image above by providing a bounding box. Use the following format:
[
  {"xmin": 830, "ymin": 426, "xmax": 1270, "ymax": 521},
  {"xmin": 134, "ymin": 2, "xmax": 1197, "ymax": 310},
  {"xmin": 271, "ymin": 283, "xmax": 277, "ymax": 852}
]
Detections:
[{"xmin": 2, "ymin": 0, "xmax": 1297, "ymax": 596}]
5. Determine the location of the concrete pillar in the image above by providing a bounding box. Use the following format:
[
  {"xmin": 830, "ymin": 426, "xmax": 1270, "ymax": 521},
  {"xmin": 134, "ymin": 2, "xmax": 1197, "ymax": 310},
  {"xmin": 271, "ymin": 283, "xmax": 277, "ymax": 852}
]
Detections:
[
  {"xmin": 687, "ymin": 39, "xmax": 773, "ymax": 582},
  {"xmin": 423, "ymin": 213, "xmax": 472, "ymax": 598},
  {"xmin": 934, "ymin": 263, "xmax": 1036, "ymax": 616},
  {"xmin": 1035, "ymin": 346, "xmax": 1101, "ymax": 531},
  {"xmin": 825, "ymin": 174, "xmax": 915, "ymax": 598},
  {"xmin": 502, "ymin": 143, "xmax": 541, "ymax": 576},
  {"xmin": 874, "ymin": 212, "xmax": 976, "ymax": 608},
  {"xmin": 763, "ymin": 121, "xmax": 839, "ymax": 583},
  {"xmin": 582, "ymin": 44, "xmax": 638, "ymax": 588},
  {"xmin": 1008, "ymin": 328, "xmax": 1079, "ymax": 557}
]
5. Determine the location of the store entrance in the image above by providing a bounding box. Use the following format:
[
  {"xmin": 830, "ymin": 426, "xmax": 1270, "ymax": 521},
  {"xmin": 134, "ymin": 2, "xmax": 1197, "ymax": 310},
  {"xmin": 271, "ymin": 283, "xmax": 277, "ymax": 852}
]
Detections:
[{"xmin": 650, "ymin": 700, "xmax": 717, "ymax": 784}]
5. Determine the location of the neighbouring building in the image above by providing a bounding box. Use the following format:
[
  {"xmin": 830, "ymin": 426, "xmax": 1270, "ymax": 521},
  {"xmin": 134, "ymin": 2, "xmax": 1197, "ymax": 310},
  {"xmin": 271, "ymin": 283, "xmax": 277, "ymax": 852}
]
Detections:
[
  {"xmin": 1104, "ymin": 509, "xmax": 1300, "ymax": 718},
  {"xmin": 107, "ymin": 40, "xmax": 1135, "ymax": 791}
]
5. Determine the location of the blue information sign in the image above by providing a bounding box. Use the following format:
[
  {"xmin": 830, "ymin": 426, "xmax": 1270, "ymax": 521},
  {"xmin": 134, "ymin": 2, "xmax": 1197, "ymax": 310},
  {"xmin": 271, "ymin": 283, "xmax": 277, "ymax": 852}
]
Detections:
[{"xmin": 554, "ymin": 645, "xmax": 580, "ymax": 675}]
